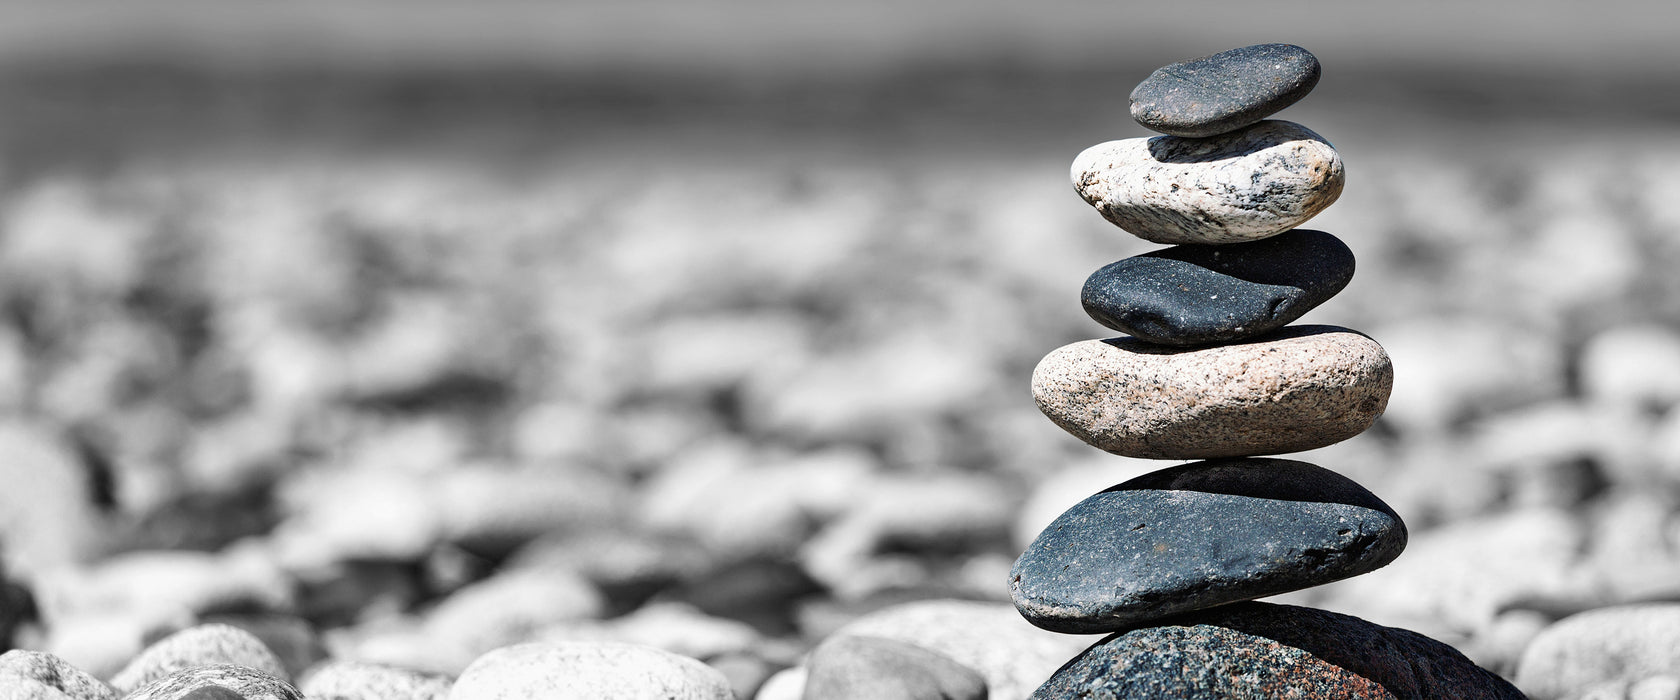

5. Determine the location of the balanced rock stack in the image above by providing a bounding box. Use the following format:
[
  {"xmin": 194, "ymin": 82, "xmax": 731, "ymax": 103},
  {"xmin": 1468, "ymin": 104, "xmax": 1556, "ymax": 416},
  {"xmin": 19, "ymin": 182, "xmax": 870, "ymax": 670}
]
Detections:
[{"xmin": 1014, "ymin": 44, "xmax": 1525, "ymax": 698}]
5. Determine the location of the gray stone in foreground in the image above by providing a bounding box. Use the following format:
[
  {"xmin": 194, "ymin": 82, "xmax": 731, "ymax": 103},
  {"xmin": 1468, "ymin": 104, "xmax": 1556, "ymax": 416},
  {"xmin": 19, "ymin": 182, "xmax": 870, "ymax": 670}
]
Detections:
[
  {"xmin": 1130, "ymin": 43, "xmax": 1321, "ymax": 138},
  {"xmin": 1011, "ymin": 458, "xmax": 1406, "ymax": 633},
  {"xmin": 1032, "ymin": 602, "xmax": 1524, "ymax": 700},
  {"xmin": 110, "ymin": 624, "xmax": 287, "ymax": 694},
  {"xmin": 299, "ymin": 661, "xmax": 452, "ymax": 700},
  {"xmin": 804, "ymin": 635, "xmax": 987, "ymax": 700},
  {"xmin": 1082, "ymin": 228, "xmax": 1355, "ymax": 346},
  {"xmin": 1515, "ymin": 603, "xmax": 1680, "ymax": 700},
  {"xmin": 123, "ymin": 665, "xmax": 303, "ymax": 700},
  {"xmin": 448, "ymin": 642, "xmax": 733, "ymax": 700},
  {"xmin": 0, "ymin": 650, "xmax": 114, "ymax": 700},
  {"xmin": 1031, "ymin": 325, "xmax": 1392, "ymax": 459},
  {"xmin": 1072, "ymin": 120, "xmax": 1343, "ymax": 245}
]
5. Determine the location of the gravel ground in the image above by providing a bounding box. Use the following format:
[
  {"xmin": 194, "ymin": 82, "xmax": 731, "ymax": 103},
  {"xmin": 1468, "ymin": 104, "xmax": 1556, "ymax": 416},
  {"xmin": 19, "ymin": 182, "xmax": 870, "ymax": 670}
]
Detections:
[{"xmin": 0, "ymin": 61, "xmax": 1677, "ymax": 696}]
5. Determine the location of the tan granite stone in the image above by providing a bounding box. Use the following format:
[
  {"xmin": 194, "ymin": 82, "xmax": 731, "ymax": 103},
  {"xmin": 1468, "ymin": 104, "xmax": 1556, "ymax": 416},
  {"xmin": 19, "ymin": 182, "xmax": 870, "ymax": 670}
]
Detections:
[
  {"xmin": 1032, "ymin": 325, "xmax": 1391, "ymax": 459},
  {"xmin": 1071, "ymin": 120, "xmax": 1343, "ymax": 244}
]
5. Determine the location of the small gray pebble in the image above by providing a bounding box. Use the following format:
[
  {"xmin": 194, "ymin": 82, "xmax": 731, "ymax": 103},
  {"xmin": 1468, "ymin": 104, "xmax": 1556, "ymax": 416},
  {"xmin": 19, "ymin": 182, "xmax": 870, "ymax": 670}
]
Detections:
[
  {"xmin": 110, "ymin": 625, "xmax": 287, "ymax": 694},
  {"xmin": 1130, "ymin": 43, "xmax": 1321, "ymax": 138},
  {"xmin": 804, "ymin": 635, "xmax": 988, "ymax": 700},
  {"xmin": 121, "ymin": 665, "xmax": 301, "ymax": 700},
  {"xmin": 298, "ymin": 661, "xmax": 451, "ymax": 700}
]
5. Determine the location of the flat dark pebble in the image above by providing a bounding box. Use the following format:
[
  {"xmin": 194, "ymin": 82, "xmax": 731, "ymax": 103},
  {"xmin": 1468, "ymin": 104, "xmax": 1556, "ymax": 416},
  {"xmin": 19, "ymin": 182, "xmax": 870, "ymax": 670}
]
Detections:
[
  {"xmin": 1081, "ymin": 228, "xmax": 1354, "ymax": 346},
  {"xmin": 1130, "ymin": 43, "xmax": 1321, "ymax": 138},
  {"xmin": 1010, "ymin": 458, "xmax": 1405, "ymax": 634},
  {"xmin": 1031, "ymin": 602, "xmax": 1525, "ymax": 699}
]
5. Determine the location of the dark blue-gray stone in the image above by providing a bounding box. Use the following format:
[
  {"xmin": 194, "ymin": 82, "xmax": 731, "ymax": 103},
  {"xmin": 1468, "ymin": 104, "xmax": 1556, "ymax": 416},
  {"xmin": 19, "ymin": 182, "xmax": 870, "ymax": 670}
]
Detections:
[
  {"xmin": 1130, "ymin": 43, "xmax": 1321, "ymax": 138},
  {"xmin": 1031, "ymin": 602, "xmax": 1525, "ymax": 699},
  {"xmin": 1009, "ymin": 458, "xmax": 1405, "ymax": 634},
  {"xmin": 1081, "ymin": 228, "xmax": 1354, "ymax": 346}
]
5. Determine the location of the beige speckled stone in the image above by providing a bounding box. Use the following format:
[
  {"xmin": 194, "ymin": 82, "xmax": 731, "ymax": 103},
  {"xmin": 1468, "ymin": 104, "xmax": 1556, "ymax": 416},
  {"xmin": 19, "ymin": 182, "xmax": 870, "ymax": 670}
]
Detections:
[
  {"xmin": 1032, "ymin": 325, "xmax": 1391, "ymax": 459},
  {"xmin": 1071, "ymin": 120, "xmax": 1343, "ymax": 244}
]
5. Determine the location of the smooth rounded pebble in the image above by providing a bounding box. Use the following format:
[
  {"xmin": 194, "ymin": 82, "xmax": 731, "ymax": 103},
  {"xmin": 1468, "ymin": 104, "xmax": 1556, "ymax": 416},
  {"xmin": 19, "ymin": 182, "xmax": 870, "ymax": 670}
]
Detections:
[
  {"xmin": 0, "ymin": 671, "xmax": 76, "ymax": 700},
  {"xmin": 1515, "ymin": 603, "xmax": 1680, "ymax": 700},
  {"xmin": 1130, "ymin": 43, "xmax": 1321, "ymax": 138},
  {"xmin": 1011, "ymin": 458, "xmax": 1406, "ymax": 633},
  {"xmin": 803, "ymin": 635, "xmax": 987, "ymax": 700},
  {"xmin": 1031, "ymin": 602, "xmax": 1524, "ymax": 699},
  {"xmin": 1072, "ymin": 120, "xmax": 1343, "ymax": 245},
  {"xmin": 832, "ymin": 600, "xmax": 1090, "ymax": 700},
  {"xmin": 110, "ymin": 624, "xmax": 288, "ymax": 693},
  {"xmin": 1032, "ymin": 325, "xmax": 1392, "ymax": 459},
  {"xmin": 448, "ymin": 642, "xmax": 733, "ymax": 700},
  {"xmin": 1082, "ymin": 228, "xmax": 1355, "ymax": 346},
  {"xmin": 0, "ymin": 649, "xmax": 115, "ymax": 700},
  {"xmin": 299, "ymin": 661, "xmax": 452, "ymax": 700},
  {"xmin": 123, "ymin": 665, "xmax": 303, "ymax": 700}
]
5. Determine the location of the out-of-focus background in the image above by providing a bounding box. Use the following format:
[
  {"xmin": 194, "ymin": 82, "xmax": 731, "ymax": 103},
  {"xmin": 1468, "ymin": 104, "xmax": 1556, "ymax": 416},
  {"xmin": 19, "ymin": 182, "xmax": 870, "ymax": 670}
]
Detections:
[{"xmin": 2, "ymin": 0, "xmax": 1680, "ymax": 693}]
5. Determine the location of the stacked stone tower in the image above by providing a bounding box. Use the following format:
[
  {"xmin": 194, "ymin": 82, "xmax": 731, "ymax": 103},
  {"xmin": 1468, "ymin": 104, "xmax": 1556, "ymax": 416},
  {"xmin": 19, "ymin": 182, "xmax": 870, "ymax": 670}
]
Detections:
[{"xmin": 1012, "ymin": 45, "xmax": 1525, "ymax": 698}]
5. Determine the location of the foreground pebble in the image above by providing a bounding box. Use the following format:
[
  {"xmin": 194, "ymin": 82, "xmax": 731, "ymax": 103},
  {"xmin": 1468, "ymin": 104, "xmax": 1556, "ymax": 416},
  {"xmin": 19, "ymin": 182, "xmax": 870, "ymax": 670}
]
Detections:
[
  {"xmin": 803, "ymin": 635, "xmax": 986, "ymax": 700},
  {"xmin": 1071, "ymin": 120, "xmax": 1343, "ymax": 245},
  {"xmin": 123, "ymin": 665, "xmax": 302, "ymax": 700},
  {"xmin": 448, "ymin": 641, "xmax": 732, "ymax": 700},
  {"xmin": 1033, "ymin": 602, "xmax": 1523, "ymax": 699},
  {"xmin": 1081, "ymin": 228, "xmax": 1355, "ymax": 346},
  {"xmin": 1011, "ymin": 458, "xmax": 1405, "ymax": 633},
  {"xmin": 1129, "ymin": 43, "xmax": 1321, "ymax": 138},
  {"xmin": 1515, "ymin": 603, "xmax": 1680, "ymax": 700},
  {"xmin": 299, "ymin": 660, "xmax": 452, "ymax": 700},
  {"xmin": 110, "ymin": 624, "xmax": 288, "ymax": 694},
  {"xmin": 1032, "ymin": 325, "xmax": 1392, "ymax": 459},
  {"xmin": 0, "ymin": 650, "xmax": 114, "ymax": 700},
  {"xmin": 831, "ymin": 600, "xmax": 1090, "ymax": 700}
]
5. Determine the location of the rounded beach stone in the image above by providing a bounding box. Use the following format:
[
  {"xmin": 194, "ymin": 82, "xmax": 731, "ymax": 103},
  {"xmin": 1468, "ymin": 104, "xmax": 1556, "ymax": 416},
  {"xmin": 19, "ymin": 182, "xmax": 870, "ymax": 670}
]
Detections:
[
  {"xmin": 1032, "ymin": 602, "xmax": 1524, "ymax": 699},
  {"xmin": 448, "ymin": 642, "xmax": 733, "ymax": 700},
  {"xmin": 0, "ymin": 649, "xmax": 115, "ymax": 700},
  {"xmin": 803, "ymin": 635, "xmax": 987, "ymax": 700},
  {"xmin": 1130, "ymin": 43, "xmax": 1321, "ymax": 138},
  {"xmin": 1081, "ymin": 228, "xmax": 1355, "ymax": 346},
  {"xmin": 1514, "ymin": 603, "xmax": 1680, "ymax": 700},
  {"xmin": 1071, "ymin": 120, "xmax": 1343, "ymax": 245},
  {"xmin": 1031, "ymin": 325, "xmax": 1392, "ymax": 459},
  {"xmin": 831, "ymin": 600, "xmax": 1089, "ymax": 700},
  {"xmin": 123, "ymin": 665, "xmax": 303, "ymax": 700},
  {"xmin": 110, "ymin": 624, "xmax": 288, "ymax": 693},
  {"xmin": 0, "ymin": 671, "xmax": 76, "ymax": 700},
  {"xmin": 299, "ymin": 661, "xmax": 451, "ymax": 700},
  {"xmin": 1010, "ymin": 458, "xmax": 1405, "ymax": 633}
]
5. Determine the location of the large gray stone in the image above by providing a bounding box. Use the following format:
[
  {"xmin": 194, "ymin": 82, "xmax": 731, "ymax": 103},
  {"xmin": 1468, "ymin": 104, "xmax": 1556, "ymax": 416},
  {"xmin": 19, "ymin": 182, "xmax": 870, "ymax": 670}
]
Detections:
[
  {"xmin": 1130, "ymin": 43, "xmax": 1321, "ymax": 138},
  {"xmin": 1011, "ymin": 458, "xmax": 1406, "ymax": 633},
  {"xmin": 1032, "ymin": 603, "xmax": 1523, "ymax": 699},
  {"xmin": 1515, "ymin": 604, "xmax": 1680, "ymax": 700},
  {"xmin": 1031, "ymin": 326, "xmax": 1392, "ymax": 459},
  {"xmin": 1072, "ymin": 120, "xmax": 1343, "ymax": 245}
]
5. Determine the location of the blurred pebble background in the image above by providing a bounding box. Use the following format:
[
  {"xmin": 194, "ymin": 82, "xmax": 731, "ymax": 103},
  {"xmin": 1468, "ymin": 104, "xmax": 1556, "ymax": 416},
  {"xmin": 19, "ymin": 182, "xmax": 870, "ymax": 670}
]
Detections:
[{"xmin": 1, "ymin": 0, "xmax": 1679, "ymax": 695}]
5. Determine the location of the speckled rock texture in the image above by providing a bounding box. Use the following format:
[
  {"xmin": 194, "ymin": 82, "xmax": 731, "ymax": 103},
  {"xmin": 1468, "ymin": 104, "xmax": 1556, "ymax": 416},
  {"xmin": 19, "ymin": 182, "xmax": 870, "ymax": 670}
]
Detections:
[
  {"xmin": 0, "ymin": 672, "xmax": 76, "ymax": 700},
  {"xmin": 1010, "ymin": 458, "xmax": 1405, "ymax": 634},
  {"xmin": 1082, "ymin": 228, "xmax": 1355, "ymax": 346},
  {"xmin": 1032, "ymin": 325, "xmax": 1392, "ymax": 459},
  {"xmin": 447, "ymin": 641, "xmax": 733, "ymax": 700},
  {"xmin": 1130, "ymin": 43, "xmax": 1321, "ymax": 138},
  {"xmin": 178, "ymin": 686, "xmax": 246, "ymax": 700},
  {"xmin": 1514, "ymin": 603, "xmax": 1680, "ymax": 700},
  {"xmin": 122, "ymin": 665, "xmax": 303, "ymax": 700},
  {"xmin": 0, "ymin": 650, "xmax": 115, "ymax": 700},
  {"xmin": 803, "ymin": 635, "xmax": 988, "ymax": 700},
  {"xmin": 1072, "ymin": 120, "xmax": 1343, "ymax": 245},
  {"xmin": 110, "ymin": 624, "xmax": 288, "ymax": 694},
  {"xmin": 298, "ymin": 661, "xmax": 452, "ymax": 700},
  {"xmin": 1030, "ymin": 602, "xmax": 1524, "ymax": 700}
]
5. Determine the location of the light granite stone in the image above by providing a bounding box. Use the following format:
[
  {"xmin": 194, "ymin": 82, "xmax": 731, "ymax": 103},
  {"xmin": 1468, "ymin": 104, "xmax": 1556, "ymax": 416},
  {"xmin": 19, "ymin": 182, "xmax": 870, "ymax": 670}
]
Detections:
[
  {"xmin": 110, "ymin": 624, "xmax": 288, "ymax": 694},
  {"xmin": 1032, "ymin": 325, "xmax": 1391, "ymax": 459},
  {"xmin": 1071, "ymin": 120, "xmax": 1343, "ymax": 245},
  {"xmin": 299, "ymin": 661, "xmax": 451, "ymax": 700},
  {"xmin": 448, "ymin": 642, "xmax": 733, "ymax": 700},
  {"xmin": 0, "ymin": 650, "xmax": 114, "ymax": 700},
  {"xmin": 1515, "ymin": 604, "xmax": 1680, "ymax": 700},
  {"xmin": 122, "ymin": 665, "xmax": 302, "ymax": 700}
]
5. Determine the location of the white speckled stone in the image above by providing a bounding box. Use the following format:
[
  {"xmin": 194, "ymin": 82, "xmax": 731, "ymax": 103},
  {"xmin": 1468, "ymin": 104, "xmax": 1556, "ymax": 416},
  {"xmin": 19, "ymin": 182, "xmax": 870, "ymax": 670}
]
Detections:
[
  {"xmin": 299, "ymin": 661, "xmax": 451, "ymax": 700},
  {"xmin": 110, "ymin": 624, "xmax": 288, "ymax": 694},
  {"xmin": 1071, "ymin": 120, "xmax": 1343, "ymax": 244},
  {"xmin": 1032, "ymin": 325, "xmax": 1391, "ymax": 459},
  {"xmin": 0, "ymin": 650, "xmax": 114, "ymax": 700},
  {"xmin": 447, "ymin": 642, "xmax": 733, "ymax": 700},
  {"xmin": 1515, "ymin": 604, "xmax": 1680, "ymax": 700}
]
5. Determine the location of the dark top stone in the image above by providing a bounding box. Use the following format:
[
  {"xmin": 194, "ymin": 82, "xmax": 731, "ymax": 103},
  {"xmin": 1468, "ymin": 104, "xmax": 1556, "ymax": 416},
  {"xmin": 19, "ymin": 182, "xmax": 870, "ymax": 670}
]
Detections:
[
  {"xmin": 1130, "ymin": 43, "xmax": 1321, "ymax": 138},
  {"xmin": 1081, "ymin": 228, "xmax": 1355, "ymax": 346},
  {"xmin": 805, "ymin": 635, "xmax": 989, "ymax": 700},
  {"xmin": 1010, "ymin": 458, "xmax": 1405, "ymax": 634},
  {"xmin": 1031, "ymin": 602, "xmax": 1525, "ymax": 700}
]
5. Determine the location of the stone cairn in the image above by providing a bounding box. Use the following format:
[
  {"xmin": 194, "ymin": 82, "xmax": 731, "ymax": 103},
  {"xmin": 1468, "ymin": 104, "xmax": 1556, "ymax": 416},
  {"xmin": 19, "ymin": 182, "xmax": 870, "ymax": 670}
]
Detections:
[{"xmin": 1013, "ymin": 44, "xmax": 1527, "ymax": 698}]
